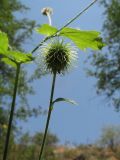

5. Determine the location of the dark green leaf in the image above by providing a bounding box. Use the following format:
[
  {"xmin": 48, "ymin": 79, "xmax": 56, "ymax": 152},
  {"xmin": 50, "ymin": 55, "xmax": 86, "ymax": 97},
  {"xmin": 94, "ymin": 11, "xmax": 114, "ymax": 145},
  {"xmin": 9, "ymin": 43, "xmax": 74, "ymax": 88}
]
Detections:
[{"xmin": 52, "ymin": 97, "xmax": 78, "ymax": 106}]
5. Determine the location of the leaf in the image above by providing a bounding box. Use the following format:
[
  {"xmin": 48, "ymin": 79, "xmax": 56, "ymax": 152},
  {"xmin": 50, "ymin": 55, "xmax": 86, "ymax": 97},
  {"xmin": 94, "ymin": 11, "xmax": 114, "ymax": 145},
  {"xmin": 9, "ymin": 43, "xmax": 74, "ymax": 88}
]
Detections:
[
  {"xmin": 1, "ymin": 58, "xmax": 17, "ymax": 68},
  {"xmin": 0, "ymin": 50, "xmax": 34, "ymax": 64},
  {"xmin": 0, "ymin": 31, "xmax": 8, "ymax": 51},
  {"xmin": 59, "ymin": 27, "xmax": 105, "ymax": 50},
  {"xmin": 36, "ymin": 24, "xmax": 58, "ymax": 36},
  {"xmin": 0, "ymin": 31, "xmax": 34, "ymax": 66},
  {"xmin": 35, "ymin": 25, "xmax": 105, "ymax": 50},
  {"xmin": 8, "ymin": 51, "xmax": 34, "ymax": 64},
  {"xmin": 52, "ymin": 98, "xmax": 78, "ymax": 106}
]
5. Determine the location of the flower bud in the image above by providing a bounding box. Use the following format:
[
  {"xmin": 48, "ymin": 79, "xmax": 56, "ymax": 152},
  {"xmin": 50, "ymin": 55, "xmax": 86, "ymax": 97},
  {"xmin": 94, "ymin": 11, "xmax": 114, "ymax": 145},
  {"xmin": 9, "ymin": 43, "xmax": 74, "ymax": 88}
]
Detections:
[{"xmin": 41, "ymin": 7, "xmax": 53, "ymax": 16}]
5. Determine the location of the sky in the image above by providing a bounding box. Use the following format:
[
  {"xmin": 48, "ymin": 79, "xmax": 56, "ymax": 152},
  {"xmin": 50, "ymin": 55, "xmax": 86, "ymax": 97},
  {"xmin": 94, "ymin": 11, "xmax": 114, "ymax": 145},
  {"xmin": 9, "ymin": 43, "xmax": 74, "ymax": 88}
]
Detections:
[{"xmin": 18, "ymin": 0, "xmax": 120, "ymax": 145}]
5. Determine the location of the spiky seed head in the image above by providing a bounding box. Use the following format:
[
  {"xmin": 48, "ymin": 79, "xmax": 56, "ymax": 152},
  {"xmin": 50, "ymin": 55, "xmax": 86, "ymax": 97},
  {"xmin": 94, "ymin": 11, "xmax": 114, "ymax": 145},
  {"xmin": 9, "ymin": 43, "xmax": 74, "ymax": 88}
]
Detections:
[
  {"xmin": 41, "ymin": 7, "xmax": 53, "ymax": 16},
  {"xmin": 37, "ymin": 40, "xmax": 78, "ymax": 74}
]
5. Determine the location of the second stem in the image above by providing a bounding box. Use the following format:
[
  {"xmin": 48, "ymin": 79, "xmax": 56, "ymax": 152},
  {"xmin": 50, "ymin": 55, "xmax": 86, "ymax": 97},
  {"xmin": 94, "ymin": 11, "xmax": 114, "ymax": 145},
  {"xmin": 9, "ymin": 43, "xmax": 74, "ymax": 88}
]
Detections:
[
  {"xmin": 3, "ymin": 64, "xmax": 20, "ymax": 160},
  {"xmin": 38, "ymin": 72, "xmax": 57, "ymax": 160}
]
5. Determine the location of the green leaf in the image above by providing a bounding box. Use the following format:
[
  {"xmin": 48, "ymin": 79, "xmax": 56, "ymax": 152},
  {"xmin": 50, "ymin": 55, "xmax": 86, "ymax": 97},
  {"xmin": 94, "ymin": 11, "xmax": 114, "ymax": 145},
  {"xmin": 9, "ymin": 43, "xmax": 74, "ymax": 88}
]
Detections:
[
  {"xmin": 1, "ymin": 58, "xmax": 17, "ymax": 68},
  {"xmin": 0, "ymin": 31, "xmax": 34, "ymax": 65},
  {"xmin": 35, "ymin": 25, "xmax": 105, "ymax": 50},
  {"xmin": 36, "ymin": 24, "xmax": 58, "ymax": 36},
  {"xmin": 52, "ymin": 98, "xmax": 78, "ymax": 106},
  {"xmin": 0, "ymin": 50, "xmax": 34, "ymax": 64},
  {"xmin": 0, "ymin": 31, "xmax": 9, "ymax": 51},
  {"xmin": 59, "ymin": 27, "xmax": 105, "ymax": 50}
]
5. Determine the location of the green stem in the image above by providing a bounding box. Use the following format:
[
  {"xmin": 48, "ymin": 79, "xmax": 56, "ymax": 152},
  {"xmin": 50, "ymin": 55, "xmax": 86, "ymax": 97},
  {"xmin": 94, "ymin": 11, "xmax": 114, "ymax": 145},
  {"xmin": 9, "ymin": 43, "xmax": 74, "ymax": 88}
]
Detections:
[
  {"xmin": 3, "ymin": 64, "xmax": 20, "ymax": 160},
  {"xmin": 31, "ymin": 0, "xmax": 98, "ymax": 54},
  {"xmin": 58, "ymin": 0, "xmax": 98, "ymax": 32},
  {"xmin": 38, "ymin": 73, "xmax": 57, "ymax": 160}
]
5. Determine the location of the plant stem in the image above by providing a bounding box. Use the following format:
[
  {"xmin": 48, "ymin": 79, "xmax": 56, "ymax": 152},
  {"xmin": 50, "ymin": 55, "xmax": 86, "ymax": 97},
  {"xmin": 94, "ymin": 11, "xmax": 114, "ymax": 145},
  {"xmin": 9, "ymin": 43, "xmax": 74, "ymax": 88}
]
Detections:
[
  {"xmin": 58, "ymin": 0, "xmax": 98, "ymax": 31},
  {"xmin": 47, "ymin": 13, "xmax": 52, "ymax": 26},
  {"xmin": 38, "ymin": 73, "xmax": 56, "ymax": 160},
  {"xmin": 3, "ymin": 64, "xmax": 20, "ymax": 160},
  {"xmin": 31, "ymin": 0, "xmax": 98, "ymax": 54}
]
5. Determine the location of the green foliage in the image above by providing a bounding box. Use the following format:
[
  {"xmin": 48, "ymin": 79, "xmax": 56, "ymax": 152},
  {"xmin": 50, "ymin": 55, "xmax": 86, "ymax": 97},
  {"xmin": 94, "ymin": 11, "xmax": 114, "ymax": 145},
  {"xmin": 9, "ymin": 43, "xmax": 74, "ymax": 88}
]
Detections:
[
  {"xmin": 0, "ymin": 0, "xmax": 36, "ymax": 113},
  {"xmin": 0, "ymin": 30, "xmax": 37, "ymax": 124},
  {"xmin": 88, "ymin": 0, "xmax": 120, "ymax": 110},
  {"xmin": 0, "ymin": 0, "xmax": 39, "ymax": 121},
  {"xmin": 36, "ymin": 24, "xmax": 105, "ymax": 51},
  {"xmin": 0, "ymin": 32, "xmax": 34, "ymax": 66}
]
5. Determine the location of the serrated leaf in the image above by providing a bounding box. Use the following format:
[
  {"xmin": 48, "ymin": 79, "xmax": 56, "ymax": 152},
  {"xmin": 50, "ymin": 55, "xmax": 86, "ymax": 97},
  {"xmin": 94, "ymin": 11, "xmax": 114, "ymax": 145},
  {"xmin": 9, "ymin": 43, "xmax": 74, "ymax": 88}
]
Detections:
[
  {"xmin": 52, "ymin": 98, "xmax": 78, "ymax": 106},
  {"xmin": 1, "ymin": 58, "xmax": 17, "ymax": 68},
  {"xmin": 0, "ymin": 50, "xmax": 34, "ymax": 64},
  {"xmin": 36, "ymin": 24, "xmax": 58, "ymax": 36},
  {"xmin": 59, "ymin": 27, "xmax": 105, "ymax": 50},
  {"xmin": 0, "ymin": 31, "xmax": 8, "ymax": 51}
]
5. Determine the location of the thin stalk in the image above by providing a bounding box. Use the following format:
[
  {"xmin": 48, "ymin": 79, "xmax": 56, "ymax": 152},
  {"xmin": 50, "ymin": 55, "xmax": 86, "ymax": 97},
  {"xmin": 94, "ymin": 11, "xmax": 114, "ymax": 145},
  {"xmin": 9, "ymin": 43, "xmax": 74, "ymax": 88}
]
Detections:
[
  {"xmin": 38, "ymin": 73, "xmax": 57, "ymax": 160},
  {"xmin": 31, "ymin": 0, "xmax": 98, "ymax": 54},
  {"xmin": 47, "ymin": 13, "xmax": 52, "ymax": 26},
  {"xmin": 58, "ymin": 0, "xmax": 98, "ymax": 32},
  {"xmin": 3, "ymin": 64, "xmax": 21, "ymax": 160}
]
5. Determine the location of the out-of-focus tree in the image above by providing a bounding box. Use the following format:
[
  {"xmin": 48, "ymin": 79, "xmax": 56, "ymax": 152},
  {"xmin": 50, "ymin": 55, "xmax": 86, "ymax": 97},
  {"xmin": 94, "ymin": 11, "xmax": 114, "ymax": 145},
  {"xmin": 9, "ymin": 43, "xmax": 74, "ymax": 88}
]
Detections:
[
  {"xmin": 88, "ymin": 0, "xmax": 120, "ymax": 110},
  {"xmin": 98, "ymin": 125, "xmax": 120, "ymax": 151},
  {"xmin": 32, "ymin": 131, "xmax": 59, "ymax": 146},
  {"xmin": 0, "ymin": 0, "xmax": 35, "ymax": 107}
]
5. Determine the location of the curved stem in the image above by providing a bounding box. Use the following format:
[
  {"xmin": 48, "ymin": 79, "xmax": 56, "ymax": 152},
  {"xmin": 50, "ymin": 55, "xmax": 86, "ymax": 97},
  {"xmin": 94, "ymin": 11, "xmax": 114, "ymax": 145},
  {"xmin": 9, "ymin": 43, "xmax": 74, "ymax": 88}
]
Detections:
[
  {"xmin": 3, "ymin": 64, "xmax": 20, "ymax": 160},
  {"xmin": 38, "ymin": 73, "xmax": 56, "ymax": 160},
  {"xmin": 31, "ymin": 0, "xmax": 98, "ymax": 54}
]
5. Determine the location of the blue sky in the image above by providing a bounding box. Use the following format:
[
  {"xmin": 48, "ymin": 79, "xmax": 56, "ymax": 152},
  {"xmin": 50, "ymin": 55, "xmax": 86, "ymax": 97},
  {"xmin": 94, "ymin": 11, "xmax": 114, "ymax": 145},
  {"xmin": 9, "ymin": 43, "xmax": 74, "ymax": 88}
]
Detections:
[{"xmin": 19, "ymin": 0, "xmax": 120, "ymax": 145}]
